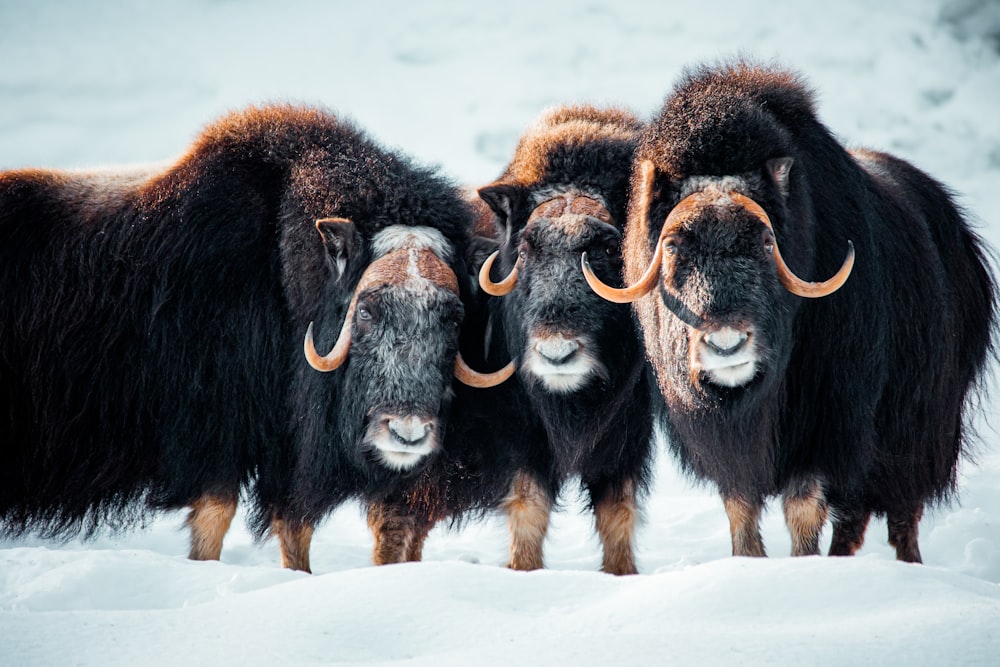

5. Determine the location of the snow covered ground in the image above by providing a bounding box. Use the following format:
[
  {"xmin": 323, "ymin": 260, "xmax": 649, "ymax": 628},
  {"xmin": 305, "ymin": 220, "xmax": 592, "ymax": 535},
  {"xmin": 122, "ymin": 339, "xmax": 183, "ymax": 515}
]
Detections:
[{"xmin": 2, "ymin": 1, "xmax": 999, "ymax": 664}]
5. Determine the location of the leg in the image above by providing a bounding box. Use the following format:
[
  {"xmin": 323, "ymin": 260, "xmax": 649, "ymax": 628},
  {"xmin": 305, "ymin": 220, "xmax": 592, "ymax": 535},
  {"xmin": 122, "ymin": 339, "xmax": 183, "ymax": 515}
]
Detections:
[
  {"xmin": 187, "ymin": 494, "xmax": 237, "ymax": 561},
  {"xmin": 367, "ymin": 501, "xmax": 436, "ymax": 565},
  {"xmin": 405, "ymin": 516, "xmax": 435, "ymax": 562},
  {"xmin": 502, "ymin": 471, "xmax": 552, "ymax": 571},
  {"xmin": 887, "ymin": 505, "xmax": 923, "ymax": 563},
  {"xmin": 272, "ymin": 516, "xmax": 314, "ymax": 573},
  {"xmin": 591, "ymin": 479, "xmax": 640, "ymax": 575},
  {"xmin": 782, "ymin": 476, "xmax": 828, "ymax": 557},
  {"xmin": 828, "ymin": 506, "xmax": 870, "ymax": 557},
  {"xmin": 722, "ymin": 492, "xmax": 766, "ymax": 557}
]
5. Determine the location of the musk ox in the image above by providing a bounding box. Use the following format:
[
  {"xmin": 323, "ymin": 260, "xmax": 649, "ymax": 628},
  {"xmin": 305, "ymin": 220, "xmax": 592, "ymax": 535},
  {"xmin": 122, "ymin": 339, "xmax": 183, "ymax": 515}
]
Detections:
[
  {"xmin": 583, "ymin": 62, "xmax": 997, "ymax": 562},
  {"xmin": 0, "ymin": 104, "xmax": 508, "ymax": 571},
  {"xmin": 367, "ymin": 105, "xmax": 655, "ymax": 574}
]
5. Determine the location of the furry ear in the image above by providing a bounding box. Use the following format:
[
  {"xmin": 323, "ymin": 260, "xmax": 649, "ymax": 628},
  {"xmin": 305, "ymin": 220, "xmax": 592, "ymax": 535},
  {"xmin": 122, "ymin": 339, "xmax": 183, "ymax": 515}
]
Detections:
[
  {"xmin": 468, "ymin": 234, "xmax": 500, "ymax": 276},
  {"xmin": 478, "ymin": 184, "xmax": 529, "ymax": 238},
  {"xmin": 315, "ymin": 217, "xmax": 357, "ymax": 282},
  {"xmin": 766, "ymin": 157, "xmax": 794, "ymax": 198}
]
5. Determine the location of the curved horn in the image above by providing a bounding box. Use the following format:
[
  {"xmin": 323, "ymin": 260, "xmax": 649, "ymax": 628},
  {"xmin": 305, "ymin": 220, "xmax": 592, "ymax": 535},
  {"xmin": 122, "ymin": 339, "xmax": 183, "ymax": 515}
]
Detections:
[
  {"xmin": 582, "ymin": 240, "xmax": 663, "ymax": 304},
  {"xmin": 730, "ymin": 193, "xmax": 854, "ymax": 298},
  {"xmin": 581, "ymin": 159, "xmax": 663, "ymax": 304},
  {"xmin": 479, "ymin": 250, "xmax": 520, "ymax": 296},
  {"xmin": 303, "ymin": 299, "xmax": 356, "ymax": 372},
  {"xmin": 454, "ymin": 352, "xmax": 516, "ymax": 388}
]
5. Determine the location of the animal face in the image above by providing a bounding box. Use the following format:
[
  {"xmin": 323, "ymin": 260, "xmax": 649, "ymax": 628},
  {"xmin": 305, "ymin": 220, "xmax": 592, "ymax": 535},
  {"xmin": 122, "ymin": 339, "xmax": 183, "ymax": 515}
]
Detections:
[
  {"xmin": 305, "ymin": 223, "xmax": 508, "ymax": 472},
  {"xmin": 651, "ymin": 187, "xmax": 792, "ymax": 396},
  {"xmin": 483, "ymin": 190, "xmax": 626, "ymax": 394},
  {"xmin": 347, "ymin": 279, "xmax": 464, "ymax": 470},
  {"xmin": 584, "ymin": 162, "xmax": 852, "ymax": 405}
]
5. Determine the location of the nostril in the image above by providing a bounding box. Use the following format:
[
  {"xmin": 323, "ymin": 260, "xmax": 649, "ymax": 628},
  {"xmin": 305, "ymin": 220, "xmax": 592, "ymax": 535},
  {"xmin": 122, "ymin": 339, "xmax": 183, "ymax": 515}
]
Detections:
[
  {"xmin": 534, "ymin": 337, "xmax": 581, "ymax": 364},
  {"xmin": 386, "ymin": 416, "xmax": 432, "ymax": 446},
  {"xmin": 703, "ymin": 327, "xmax": 751, "ymax": 355}
]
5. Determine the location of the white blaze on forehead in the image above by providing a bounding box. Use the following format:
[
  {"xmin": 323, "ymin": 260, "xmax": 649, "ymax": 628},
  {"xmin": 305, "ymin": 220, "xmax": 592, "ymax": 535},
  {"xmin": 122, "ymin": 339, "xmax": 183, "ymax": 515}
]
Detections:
[
  {"xmin": 372, "ymin": 225, "xmax": 453, "ymax": 262},
  {"xmin": 407, "ymin": 248, "xmax": 422, "ymax": 282},
  {"xmin": 402, "ymin": 247, "xmax": 444, "ymax": 296},
  {"xmin": 368, "ymin": 225, "xmax": 459, "ymax": 298}
]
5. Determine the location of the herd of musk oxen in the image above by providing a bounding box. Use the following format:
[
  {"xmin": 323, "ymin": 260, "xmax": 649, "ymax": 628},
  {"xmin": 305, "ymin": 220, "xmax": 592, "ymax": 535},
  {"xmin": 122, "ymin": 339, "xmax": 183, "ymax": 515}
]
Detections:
[{"xmin": 1, "ymin": 60, "xmax": 996, "ymax": 573}]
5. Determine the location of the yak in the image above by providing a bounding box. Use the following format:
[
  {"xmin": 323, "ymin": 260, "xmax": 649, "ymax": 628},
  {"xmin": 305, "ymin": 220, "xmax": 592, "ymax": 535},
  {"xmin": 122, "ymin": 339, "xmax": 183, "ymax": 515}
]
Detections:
[
  {"xmin": 366, "ymin": 105, "xmax": 655, "ymax": 575},
  {"xmin": 583, "ymin": 61, "xmax": 997, "ymax": 562},
  {"xmin": 0, "ymin": 104, "xmax": 508, "ymax": 572}
]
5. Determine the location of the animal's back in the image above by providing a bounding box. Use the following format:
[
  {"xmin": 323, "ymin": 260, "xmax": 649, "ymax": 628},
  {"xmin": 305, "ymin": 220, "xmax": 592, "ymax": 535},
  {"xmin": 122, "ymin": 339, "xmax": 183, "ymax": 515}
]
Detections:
[
  {"xmin": 0, "ymin": 111, "xmax": 303, "ymax": 537},
  {"xmin": 852, "ymin": 148, "xmax": 997, "ymax": 510},
  {"xmin": 0, "ymin": 168, "xmax": 162, "ymax": 534},
  {"xmin": 639, "ymin": 62, "xmax": 820, "ymax": 181}
]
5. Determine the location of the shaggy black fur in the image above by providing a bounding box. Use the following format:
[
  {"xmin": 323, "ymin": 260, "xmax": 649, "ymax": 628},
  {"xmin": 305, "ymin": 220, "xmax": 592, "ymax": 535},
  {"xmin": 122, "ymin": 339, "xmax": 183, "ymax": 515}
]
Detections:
[
  {"xmin": 372, "ymin": 105, "xmax": 656, "ymax": 573},
  {"xmin": 627, "ymin": 61, "xmax": 997, "ymax": 561},
  {"xmin": 0, "ymin": 105, "xmax": 477, "ymax": 552}
]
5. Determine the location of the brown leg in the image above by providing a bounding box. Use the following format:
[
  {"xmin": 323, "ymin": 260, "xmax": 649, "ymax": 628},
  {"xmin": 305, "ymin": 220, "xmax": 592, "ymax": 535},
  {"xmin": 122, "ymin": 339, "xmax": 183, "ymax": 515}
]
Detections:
[
  {"xmin": 502, "ymin": 471, "xmax": 552, "ymax": 571},
  {"xmin": 828, "ymin": 507, "xmax": 870, "ymax": 557},
  {"xmin": 593, "ymin": 480, "xmax": 639, "ymax": 575},
  {"xmin": 782, "ymin": 477, "xmax": 829, "ymax": 556},
  {"xmin": 187, "ymin": 495, "xmax": 237, "ymax": 561},
  {"xmin": 367, "ymin": 502, "xmax": 435, "ymax": 565},
  {"xmin": 722, "ymin": 493, "xmax": 766, "ymax": 557},
  {"xmin": 887, "ymin": 505, "xmax": 923, "ymax": 564},
  {"xmin": 272, "ymin": 517, "xmax": 314, "ymax": 573},
  {"xmin": 405, "ymin": 516, "xmax": 435, "ymax": 562}
]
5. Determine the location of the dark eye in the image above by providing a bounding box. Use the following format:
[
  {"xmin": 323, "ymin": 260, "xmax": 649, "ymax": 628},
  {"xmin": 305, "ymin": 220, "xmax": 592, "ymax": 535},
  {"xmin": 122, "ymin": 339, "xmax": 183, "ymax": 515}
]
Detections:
[
  {"xmin": 663, "ymin": 235, "xmax": 681, "ymax": 255},
  {"xmin": 357, "ymin": 305, "xmax": 372, "ymax": 321},
  {"xmin": 517, "ymin": 247, "xmax": 527, "ymax": 261},
  {"xmin": 762, "ymin": 231, "xmax": 775, "ymax": 254}
]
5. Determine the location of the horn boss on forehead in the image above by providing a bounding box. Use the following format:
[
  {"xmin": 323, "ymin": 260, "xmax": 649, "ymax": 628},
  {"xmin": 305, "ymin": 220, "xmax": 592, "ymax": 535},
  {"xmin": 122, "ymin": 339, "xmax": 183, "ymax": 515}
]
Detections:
[
  {"xmin": 484, "ymin": 192, "xmax": 618, "ymax": 298},
  {"xmin": 304, "ymin": 247, "xmax": 456, "ymax": 372},
  {"xmin": 306, "ymin": 243, "xmax": 513, "ymax": 387},
  {"xmin": 582, "ymin": 160, "xmax": 854, "ymax": 305}
]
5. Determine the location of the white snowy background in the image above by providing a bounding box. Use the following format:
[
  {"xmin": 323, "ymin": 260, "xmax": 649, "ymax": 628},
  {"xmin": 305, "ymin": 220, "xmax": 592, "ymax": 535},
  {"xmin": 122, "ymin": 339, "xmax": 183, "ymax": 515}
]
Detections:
[{"xmin": 2, "ymin": 0, "xmax": 1000, "ymax": 664}]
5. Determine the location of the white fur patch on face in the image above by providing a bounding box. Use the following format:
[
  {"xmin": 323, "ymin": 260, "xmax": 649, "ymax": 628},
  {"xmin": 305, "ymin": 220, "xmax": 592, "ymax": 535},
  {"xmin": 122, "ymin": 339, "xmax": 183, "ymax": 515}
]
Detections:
[
  {"xmin": 365, "ymin": 415, "xmax": 439, "ymax": 471},
  {"xmin": 395, "ymin": 248, "xmax": 451, "ymax": 303},
  {"xmin": 376, "ymin": 448, "xmax": 432, "ymax": 471},
  {"xmin": 696, "ymin": 326, "xmax": 758, "ymax": 387},
  {"xmin": 372, "ymin": 225, "xmax": 453, "ymax": 262},
  {"xmin": 522, "ymin": 333, "xmax": 607, "ymax": 393},
  {"xmin": 405, "ymin": 248, "xmax": 426, "ymax": 283}
]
